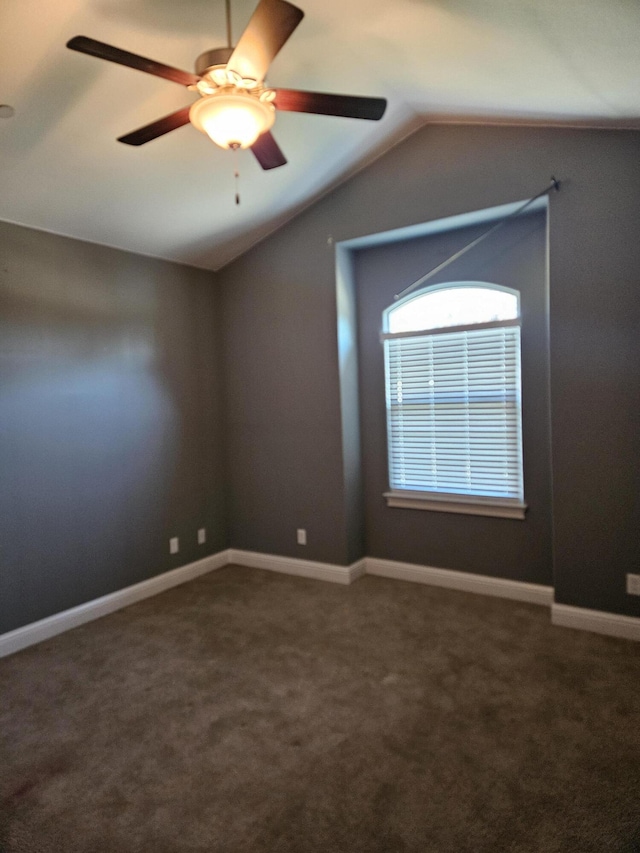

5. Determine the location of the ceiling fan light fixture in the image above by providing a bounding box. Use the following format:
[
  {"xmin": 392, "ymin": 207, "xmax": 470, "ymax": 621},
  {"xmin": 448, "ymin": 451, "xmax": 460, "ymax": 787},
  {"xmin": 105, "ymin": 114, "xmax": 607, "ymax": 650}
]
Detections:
[
  {"xmin": 189, "ymin": 92, "xmax": 275, "ymax": 150},
  {"xmin": 67, "ymin": 0, "xmax": 387, "ymax": 167}
]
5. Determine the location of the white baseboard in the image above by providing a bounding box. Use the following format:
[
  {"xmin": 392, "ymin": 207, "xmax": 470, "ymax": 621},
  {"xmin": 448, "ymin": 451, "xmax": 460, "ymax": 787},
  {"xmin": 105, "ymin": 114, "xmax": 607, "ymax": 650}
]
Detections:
[
  {"xmin": 552, "ymin": 603, "xmax": 640, "ymax": 642},
  {"xmin": 228, "ymin": 549, "xmax": 365, "ymax": 585},
  {"xmin": 5, "ymin": 548, "xmax": 637, "ymax": 658},
  {"xmin": 0, "ymin": 551, "xmax": 229, "ymax": 658},
  {"xmin": 365, "ymin": 557, "xmax": 554, "ymax": 607}
]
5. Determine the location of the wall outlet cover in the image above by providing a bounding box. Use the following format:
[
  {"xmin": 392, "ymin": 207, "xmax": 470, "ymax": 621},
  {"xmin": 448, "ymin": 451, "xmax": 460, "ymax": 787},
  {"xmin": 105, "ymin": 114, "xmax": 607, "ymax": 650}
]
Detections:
[
  {"xmin": 170, "ymin": 537, "xmax": 179, "ymax": 554},
  {"xmin": 296, "ymin": 528, "xmax": 307, "ymax": 545},
  {"xmin": 198, "ymin": 528, "xmax": 206, "ymax": 544},
  {"xmin": 627, "ymin": 574, "xmax": 640, "ymax": 596}
]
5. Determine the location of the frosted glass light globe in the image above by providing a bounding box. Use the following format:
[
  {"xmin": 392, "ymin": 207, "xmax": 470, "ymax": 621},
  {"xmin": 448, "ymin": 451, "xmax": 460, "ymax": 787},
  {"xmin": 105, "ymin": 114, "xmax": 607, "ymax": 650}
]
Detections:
[{"xmin": 189, "ymin": 93, "xmax": 275, "ymax": 149}]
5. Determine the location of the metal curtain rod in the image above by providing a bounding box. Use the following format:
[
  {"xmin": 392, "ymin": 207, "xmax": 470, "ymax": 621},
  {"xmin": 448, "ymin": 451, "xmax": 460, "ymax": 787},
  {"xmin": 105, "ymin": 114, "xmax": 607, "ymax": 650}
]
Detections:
[{"xmin": 394, "ymin": 177, "xmax": 561, "ymax": 301}]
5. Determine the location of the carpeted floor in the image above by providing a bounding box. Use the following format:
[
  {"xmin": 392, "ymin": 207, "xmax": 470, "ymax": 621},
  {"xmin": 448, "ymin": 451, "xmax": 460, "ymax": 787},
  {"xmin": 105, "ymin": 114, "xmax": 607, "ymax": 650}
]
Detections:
[{"xmin": 1, "ymin": 565, "xmax": 639, "ymax": 853}]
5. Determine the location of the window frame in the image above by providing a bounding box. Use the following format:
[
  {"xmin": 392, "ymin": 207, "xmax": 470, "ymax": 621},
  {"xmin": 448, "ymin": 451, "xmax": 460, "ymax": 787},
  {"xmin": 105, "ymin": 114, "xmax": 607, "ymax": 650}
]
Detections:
[{"xmin": 381, "ymin": 281, "xmax": 527, "ymax": 520}]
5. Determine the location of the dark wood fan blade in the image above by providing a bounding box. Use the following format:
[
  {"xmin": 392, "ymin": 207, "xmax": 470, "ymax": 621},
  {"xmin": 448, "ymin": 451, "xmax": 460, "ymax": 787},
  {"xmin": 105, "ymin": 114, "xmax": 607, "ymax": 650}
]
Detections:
[
  {"xmin": 251, "ymin": 131, "xmax": 287, "ymax": 170},
  {"xmin": 273, "ymin": 88, "xmax": 387, "ymax": 120},
  {"xmin": 66, "ymin": 36, "xmax": 200, "ymax": 87},
  {"xmin": 227, "ymin": 0, "xmax": 304, "ymax": 82},
  {"xmin": 118, "ymin": 107, "xmax": 192, "ymax": 146}
]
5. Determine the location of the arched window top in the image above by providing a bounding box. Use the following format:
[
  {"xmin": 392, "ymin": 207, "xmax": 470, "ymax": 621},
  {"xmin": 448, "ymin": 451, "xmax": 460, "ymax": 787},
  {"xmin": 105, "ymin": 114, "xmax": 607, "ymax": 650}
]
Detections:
[{"xmin": 384, "ymin": 282, "xmax": 520, "ymax": 334}]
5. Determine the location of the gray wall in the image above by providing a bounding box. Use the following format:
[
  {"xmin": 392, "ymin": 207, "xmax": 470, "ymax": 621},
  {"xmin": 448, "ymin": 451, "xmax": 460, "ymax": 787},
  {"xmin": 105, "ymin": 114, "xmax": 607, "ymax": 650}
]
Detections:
[
  {"xmin": 219, "ymin": 124, "xmax": 640, "ymax": 618},
  {"xmin": 0, "ymin": 222, "xmax": 226, "ymax": 634},
  {"xmin": 2, "ymin": 123, "xmax": 639, "ymax": 633},
  {"xmin": 219, "ymin": 230, "xmax": 348, "ymax": 563},
  {"xmin": 353, "ymin": 210, "xmax": 552, "ymax": 584}
]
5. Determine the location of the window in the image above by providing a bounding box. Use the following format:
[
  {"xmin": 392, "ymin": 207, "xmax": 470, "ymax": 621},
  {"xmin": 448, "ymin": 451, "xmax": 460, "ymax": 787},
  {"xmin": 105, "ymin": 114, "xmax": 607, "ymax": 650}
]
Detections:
[{"xmin": 382, "ymin": 283, "xmax": 526, "ymax": 519}]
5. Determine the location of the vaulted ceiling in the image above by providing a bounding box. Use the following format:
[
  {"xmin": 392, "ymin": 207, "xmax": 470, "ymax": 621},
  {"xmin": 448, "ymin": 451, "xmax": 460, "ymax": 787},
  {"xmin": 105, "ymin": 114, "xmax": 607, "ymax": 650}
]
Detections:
[{"xmin": 2, "ymin": 0, "xmax": 639, "ymax": 270}]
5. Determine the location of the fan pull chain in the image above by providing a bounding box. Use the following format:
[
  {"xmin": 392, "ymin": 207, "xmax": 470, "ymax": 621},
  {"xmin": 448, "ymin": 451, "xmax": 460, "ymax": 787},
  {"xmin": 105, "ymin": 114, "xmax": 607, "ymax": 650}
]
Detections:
[{"xmin": 233, "ymin": 145, "xmax": 240, "ymax": 205}]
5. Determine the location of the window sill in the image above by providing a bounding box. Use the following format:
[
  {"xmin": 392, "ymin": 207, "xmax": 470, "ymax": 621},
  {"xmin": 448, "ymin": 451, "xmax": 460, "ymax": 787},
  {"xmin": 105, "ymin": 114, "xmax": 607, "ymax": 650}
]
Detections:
[{"xmin": 383, "ymin": 491, "xmax": 527, "ymax": 520}]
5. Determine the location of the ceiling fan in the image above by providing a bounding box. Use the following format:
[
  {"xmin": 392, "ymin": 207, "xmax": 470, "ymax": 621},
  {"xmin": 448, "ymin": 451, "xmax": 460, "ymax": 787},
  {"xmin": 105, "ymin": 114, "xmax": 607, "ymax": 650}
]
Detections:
[{"xmin": 66, "ymin": 0, "xmax": 387, "ymax": 170}]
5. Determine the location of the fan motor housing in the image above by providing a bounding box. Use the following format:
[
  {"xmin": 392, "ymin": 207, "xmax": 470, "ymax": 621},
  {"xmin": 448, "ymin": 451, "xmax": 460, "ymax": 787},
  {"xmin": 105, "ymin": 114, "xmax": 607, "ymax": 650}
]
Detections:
[{"xmin": 195, "ymin": 47, "xmax": 235, "ymax": 76}]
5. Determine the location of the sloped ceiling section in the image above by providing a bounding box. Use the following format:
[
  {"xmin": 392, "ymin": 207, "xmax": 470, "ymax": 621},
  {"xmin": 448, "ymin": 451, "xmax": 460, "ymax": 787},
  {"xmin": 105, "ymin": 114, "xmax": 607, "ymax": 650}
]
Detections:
[{"xmin": 1, "ymin": 0, "xmax": 639, "ymax": 270}]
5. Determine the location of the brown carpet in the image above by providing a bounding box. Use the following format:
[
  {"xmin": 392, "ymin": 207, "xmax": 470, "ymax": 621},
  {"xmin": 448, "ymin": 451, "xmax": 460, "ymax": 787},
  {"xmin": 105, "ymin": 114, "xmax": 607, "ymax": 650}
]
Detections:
[{"xmin": 1, "ymin": 565, "xmax": 639, "ymax": 853}]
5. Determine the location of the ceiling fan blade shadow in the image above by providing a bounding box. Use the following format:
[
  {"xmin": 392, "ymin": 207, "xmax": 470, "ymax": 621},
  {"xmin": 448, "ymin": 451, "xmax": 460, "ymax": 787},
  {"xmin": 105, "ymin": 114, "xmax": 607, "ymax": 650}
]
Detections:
[
  {"xmin": 66, "ymin": 36, "xmax": 200, "ymax": 87},
  {"xmin": 227, "ymin": 0, "xmax": 304, "ymax": 82},
  {"xmin": 273, "ymin": 89, "xmax": 387, "ymax": 120},
  {"xmin": 118, "ymin": 106, "xmax": 192, "ymax": 145},
  {"xmin": 251, "ymin": 131, "xmax": 287, "ymax": 169}
]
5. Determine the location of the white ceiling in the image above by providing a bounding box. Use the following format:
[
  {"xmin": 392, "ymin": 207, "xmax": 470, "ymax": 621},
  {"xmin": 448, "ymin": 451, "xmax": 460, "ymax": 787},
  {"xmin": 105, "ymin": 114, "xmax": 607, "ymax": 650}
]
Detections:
[{"xmin": 1, "ymin": 0, "xmax": 639, "ymax": 270}]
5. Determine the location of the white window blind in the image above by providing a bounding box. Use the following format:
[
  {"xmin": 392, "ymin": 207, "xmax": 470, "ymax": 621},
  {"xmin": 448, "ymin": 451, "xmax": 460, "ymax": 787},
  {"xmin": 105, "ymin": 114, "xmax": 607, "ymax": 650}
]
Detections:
[{"xmin": 384, "ymin": 323, "xmax": 523, "ymax": 500}]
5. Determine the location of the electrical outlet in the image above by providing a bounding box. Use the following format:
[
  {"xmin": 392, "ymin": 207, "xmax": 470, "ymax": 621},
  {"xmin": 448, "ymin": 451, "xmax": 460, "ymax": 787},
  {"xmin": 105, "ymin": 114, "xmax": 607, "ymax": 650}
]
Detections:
[
  {"xmin": 296, "ymin": 528, "xmax": 307, "ymax": 546},
  {"xmin": 169, "ymin": 537, "xmax": 179, "ymax": 555},
  {"xmin": 198, "ymin": 528, "xmax": 206, "ymax": 545},
  {"xmin": 627, "ymin": 574, "xmax": 640, "ymax": 596}
]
